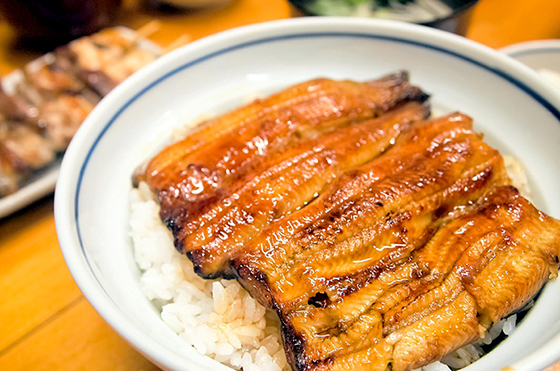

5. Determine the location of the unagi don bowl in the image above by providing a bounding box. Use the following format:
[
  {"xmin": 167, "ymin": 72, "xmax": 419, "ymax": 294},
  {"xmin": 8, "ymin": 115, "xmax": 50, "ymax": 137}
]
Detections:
[{"xmin": 55, "ymin": 18, "xmax": 560, "ymax": 371}]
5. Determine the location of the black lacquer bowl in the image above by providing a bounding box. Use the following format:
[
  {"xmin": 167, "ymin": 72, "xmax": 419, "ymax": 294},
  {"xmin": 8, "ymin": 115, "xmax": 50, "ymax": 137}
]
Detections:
[{"xmin": 288, "ymin": 0, "xmax": 479, "ymax": 35}]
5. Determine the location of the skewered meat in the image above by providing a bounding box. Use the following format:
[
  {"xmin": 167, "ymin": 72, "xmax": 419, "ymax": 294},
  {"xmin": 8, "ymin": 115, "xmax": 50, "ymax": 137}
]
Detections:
[
  {"xmin": 0, "ymin": 122, "xmax": 54, "ymax": 170},
  {"xmin": 0, "ymin": 121, "xmax": 55, "ymax": 196},
  {"xmin": 138, "ymin": 74, "xmax": 560, "ymax": 371},
  {"xmin": 0, "ymin": 27, "xmax": 161, "ymax": 199},
  {"xmin": 12, "ymin": 74, "xmax": 46, "ymax": 109},
  {"xmin": 37, "ymin": 95, "xmax": 94, "ymax": 151},
  {"xmin": 53, "ymin": 46, "xmax": 118, "ymax": 97},
  {"xmin": 6, "ymin": 74, "xmax": 94, "ymax": 152},
  {"xmin": 88, "ymin": 28, "xmax": 160, "ymax": 82},
  {"xmin": 56, "ymin": 28, "xmax": 159, "ymax": 96},
  {"xmin": 23, "ymin": 56, "xmax": 101, "ymax": 107},
  {"xmin": 24, "ymin": 57, "xmax": 87, "ymax": 99},
  {"xmin": 0, "ymin": 85, "xmax": 32, "ymax": 121}
]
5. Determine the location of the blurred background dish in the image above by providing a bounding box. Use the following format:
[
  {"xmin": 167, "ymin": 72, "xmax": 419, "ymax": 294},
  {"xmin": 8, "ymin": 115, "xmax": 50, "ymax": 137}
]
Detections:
[
  {"xmin": 288, "ymin": 0, "xmax": 479, "ymax": 35},
  {"xmin": 0, "ymin": 0, "xmax": 122, "ymax": 48},
  {"xmin": 501, "ymin": 40, "xmax": 560, "ymax": 91},
  {"xmin": 144, "ymin": 0, "xmax": 234, "ymax": 10},
  {"xmin": 0, "ymin": 27, "xmax": 163, "ymax": 218}
]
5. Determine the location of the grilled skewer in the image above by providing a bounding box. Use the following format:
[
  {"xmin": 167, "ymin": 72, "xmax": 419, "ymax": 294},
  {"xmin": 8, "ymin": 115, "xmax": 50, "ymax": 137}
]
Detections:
[{"xmin": 0, "ymin": 27, "xmax": 162, "ymax": 198}]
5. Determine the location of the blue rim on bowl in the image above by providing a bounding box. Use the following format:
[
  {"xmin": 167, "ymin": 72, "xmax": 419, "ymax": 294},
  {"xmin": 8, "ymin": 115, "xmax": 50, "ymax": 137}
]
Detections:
[{"xmin": 55, "ymin": 17, "xmax": 560, "ymax": 371}]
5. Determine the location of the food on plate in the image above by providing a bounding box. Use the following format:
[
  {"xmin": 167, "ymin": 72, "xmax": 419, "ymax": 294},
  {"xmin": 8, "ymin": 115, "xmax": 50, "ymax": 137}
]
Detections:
[
  {"xmin": 0, "ymin": 121, "xmax": 55, "ymax": 195},
  {"xmin": 133, "ymin": 73, "xmax": 560, "ymax": 371},
  {"xmin": 23, "ymin": 57, "xmax": 92, "ymax": 100},
  {"xmin": 58, "ymin": 28, "xmax": 159, "ymax": 94},
  {"xmin": 0, "ymin": 27, "xmax": 161, "ymax": 198}
]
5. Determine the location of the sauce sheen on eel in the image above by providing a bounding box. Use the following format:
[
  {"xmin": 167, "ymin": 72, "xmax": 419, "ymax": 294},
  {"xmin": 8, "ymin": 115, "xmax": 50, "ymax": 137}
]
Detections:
[{"xmin": 135, "ymin": 73, "xmax": 560, "ymax": 371}]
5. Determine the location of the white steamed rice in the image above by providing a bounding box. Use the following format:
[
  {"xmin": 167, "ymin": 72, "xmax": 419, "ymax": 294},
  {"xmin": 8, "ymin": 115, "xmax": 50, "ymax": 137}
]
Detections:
[
  {"xmin": 129, "ymin": 152, "xmax": 531, "ymax": 371},
  {"xmin": 130, "ymin": 182, "xmax": 289, "ymax": 371}
]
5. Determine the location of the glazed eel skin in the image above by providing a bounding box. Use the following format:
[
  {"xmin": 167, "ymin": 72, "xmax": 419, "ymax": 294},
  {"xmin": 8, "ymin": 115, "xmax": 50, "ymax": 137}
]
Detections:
[{"xmin": 136, "ymin": 73, "xmax": 560, "ymax": 371}]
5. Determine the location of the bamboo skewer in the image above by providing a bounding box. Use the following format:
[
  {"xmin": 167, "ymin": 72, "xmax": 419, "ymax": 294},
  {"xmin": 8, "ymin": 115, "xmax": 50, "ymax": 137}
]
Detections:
[
  {"xmin": 163, "ymin": 34, "xmax": 192, "ymax": 54},
  {"xmin": 136, "ymin": 20, "xmax": 191, "ymax": 54},
  {"xmin": 136, "ymin": 20, "xmax": 162, "ymax": 39}
]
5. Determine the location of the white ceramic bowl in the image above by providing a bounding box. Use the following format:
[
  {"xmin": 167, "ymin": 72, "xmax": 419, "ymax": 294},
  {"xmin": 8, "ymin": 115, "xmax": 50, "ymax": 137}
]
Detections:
[
  {"xmin": 55, "ymin": 18, "xmax": 560, "ymax": 371},
  {"xmin": 501, "ymin": 39, "xmax": 560, "ymax": 73},
  {"xmin": 501, "ymin": 40, "xmax": 560, "ymax": 91}
]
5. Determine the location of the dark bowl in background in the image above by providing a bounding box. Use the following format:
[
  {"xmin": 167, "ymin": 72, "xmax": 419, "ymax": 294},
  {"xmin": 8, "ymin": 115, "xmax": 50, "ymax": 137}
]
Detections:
[
  {"xmin": 288, "ymin": 0, "xmax": 479, "ymax": 36},
  {"xmin": 0, "ymin": 0, "xmax": 122, "ymax": 50}
]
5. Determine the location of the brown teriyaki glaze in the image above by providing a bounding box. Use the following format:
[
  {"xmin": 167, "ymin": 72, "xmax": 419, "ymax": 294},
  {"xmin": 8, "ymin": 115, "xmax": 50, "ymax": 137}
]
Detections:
[{"xmin": 137, "ymin": 74, "xmax": 560, "ymax": 371}]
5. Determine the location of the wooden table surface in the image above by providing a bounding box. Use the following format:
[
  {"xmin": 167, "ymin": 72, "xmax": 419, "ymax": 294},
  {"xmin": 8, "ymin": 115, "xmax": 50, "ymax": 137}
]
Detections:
[{"xmin": 0, "ymin": 0, "xmax": 559, "ymax": 370}]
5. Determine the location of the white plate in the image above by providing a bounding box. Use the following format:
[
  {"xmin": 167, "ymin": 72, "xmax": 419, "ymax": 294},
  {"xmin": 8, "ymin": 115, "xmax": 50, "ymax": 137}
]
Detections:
[
  {"xmin": 0, "ymin": 162, "xmax": 60, "ymax": 219},
  {"xmin": 55, "ymin": 18, "xmax": 560, "ymax": 371},
  {"xmin": 0, "ymin": 27, "xmax": 162, "ymax": 219}
]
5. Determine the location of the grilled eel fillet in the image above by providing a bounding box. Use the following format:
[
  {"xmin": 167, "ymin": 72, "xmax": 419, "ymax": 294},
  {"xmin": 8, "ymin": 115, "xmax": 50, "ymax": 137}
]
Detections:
[
  {"xmin": 136, "ymin": 72, "xmax": 428, "ymax": 277},
  {"xmin": 137, "ymin": 75, "xmax": 560, "ymax": 371}
]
